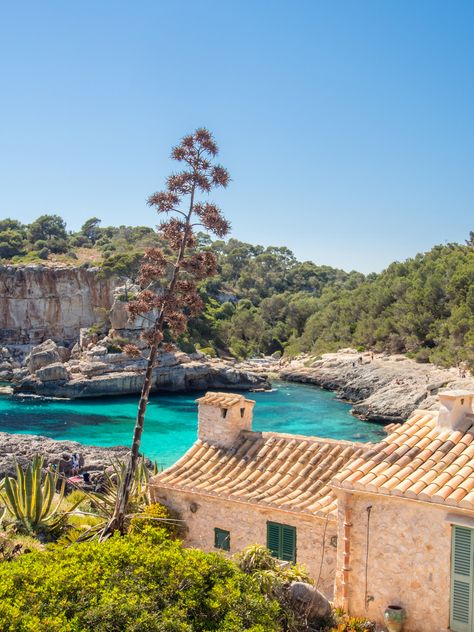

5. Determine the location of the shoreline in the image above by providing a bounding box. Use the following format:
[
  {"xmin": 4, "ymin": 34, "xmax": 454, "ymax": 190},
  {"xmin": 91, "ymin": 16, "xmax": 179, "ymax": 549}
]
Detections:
[{"xmin": 273, "ymin": 349, "xmax": 474, "ymax": 423}]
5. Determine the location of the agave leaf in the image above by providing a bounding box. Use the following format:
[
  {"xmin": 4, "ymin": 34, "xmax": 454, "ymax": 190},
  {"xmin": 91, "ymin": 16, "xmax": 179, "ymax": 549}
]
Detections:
[
  {"xmin": 25, "ymin": 460, "xmax": 35, "ymax": 522},
  {"xmin": 2, "ymin": 476, "xmax": 19, "ymax": 516},
  {"xmin": 39, "ymin": 470, "xmax": 53, "ymax": 521}
]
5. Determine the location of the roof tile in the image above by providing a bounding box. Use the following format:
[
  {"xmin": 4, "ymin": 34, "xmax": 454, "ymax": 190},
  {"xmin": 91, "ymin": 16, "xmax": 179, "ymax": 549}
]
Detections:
[
  {"xmin": 152, "ymin": 430, "xmax": 365, "ymax": 517},
  {"xmin": 332, "ymin": 406, "xmax": 474, "ymax": 511}
]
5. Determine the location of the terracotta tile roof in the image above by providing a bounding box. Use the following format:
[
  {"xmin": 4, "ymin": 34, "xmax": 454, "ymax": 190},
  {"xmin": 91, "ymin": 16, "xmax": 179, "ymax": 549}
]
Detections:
[
  {"xmin": 333, "ymin": 409, "xmax": 474, "ymax": 510},
  {"xmin": 196, "ymin": 392, "xmax": 253, "ymax": 408},
  {"xmin": 151, "ymin": 431, "xmax": 366, "ymax": 518}
]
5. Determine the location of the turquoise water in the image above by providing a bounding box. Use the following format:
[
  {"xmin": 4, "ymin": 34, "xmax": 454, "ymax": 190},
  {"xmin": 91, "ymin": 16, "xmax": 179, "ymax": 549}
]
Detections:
[{"xmin": 0, "ymin": 382, "xmax": 384, "ymax": 467}]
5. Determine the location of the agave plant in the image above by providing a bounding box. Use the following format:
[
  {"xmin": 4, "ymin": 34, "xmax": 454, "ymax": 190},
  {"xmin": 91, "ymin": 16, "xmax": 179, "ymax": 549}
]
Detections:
[
  {"xmin": 64, "ymin": 457, "xmax": 161, "ymax": 542},
  {"xmin": 0, "ymin": 456, "xmax": 71, "ymax": 539}
]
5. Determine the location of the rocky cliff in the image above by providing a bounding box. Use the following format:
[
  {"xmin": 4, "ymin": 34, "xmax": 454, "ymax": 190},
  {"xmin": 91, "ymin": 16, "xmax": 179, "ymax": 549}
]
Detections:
[
  {"xmin": 13, "ymin": 339, "xmax": 269, "ymax": 398},
  {"xmin": 280, "ymin": 350, "xmax": 474, "ymax": 423},
  {"xmin": 0, "ymin": 265, "xmax": 116, "ymax": 345}
]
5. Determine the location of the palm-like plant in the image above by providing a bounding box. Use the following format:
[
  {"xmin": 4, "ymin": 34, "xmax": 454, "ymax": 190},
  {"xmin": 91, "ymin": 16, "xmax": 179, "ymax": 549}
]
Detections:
[
  {"xmin": 65, "ymin": 457, "xmax": 164, "ymax": 542},
  {"xmin": 0, "ymin": 456, "xmax": 69, "ymax": 539}
]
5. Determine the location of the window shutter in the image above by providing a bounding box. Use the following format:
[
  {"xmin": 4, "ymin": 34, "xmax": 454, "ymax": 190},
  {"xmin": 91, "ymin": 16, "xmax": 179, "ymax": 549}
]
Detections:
[
  {"xmin": 267, "ymin": 522, "xmax": 281, "ymax": 558},
  {"xmin": 281, "ymin": 525, "xmax": 296, "ymax": 563},
  {"xmin": 214, "ymin": 528, "xmax": 230, "ymax": 551},
  {"xmin": 267, "ymin": 522, "xmax": 296, "ymax": 563},
  {"xmin": 451, "ymin": 525, "xmax": 473, "ymax": 632}
]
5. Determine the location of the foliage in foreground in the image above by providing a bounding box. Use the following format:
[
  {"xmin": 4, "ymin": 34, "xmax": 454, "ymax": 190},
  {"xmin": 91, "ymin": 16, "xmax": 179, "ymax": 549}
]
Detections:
[{"xmin": 0, "ymin": 530, "xmax": 280, "ymax": 632}]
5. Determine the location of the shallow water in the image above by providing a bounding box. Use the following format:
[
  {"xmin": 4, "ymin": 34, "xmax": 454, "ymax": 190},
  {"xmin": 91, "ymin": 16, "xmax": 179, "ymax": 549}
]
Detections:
[{"xmin": 0, "ymin": 382, "xmax": 385, "ymax": 467}]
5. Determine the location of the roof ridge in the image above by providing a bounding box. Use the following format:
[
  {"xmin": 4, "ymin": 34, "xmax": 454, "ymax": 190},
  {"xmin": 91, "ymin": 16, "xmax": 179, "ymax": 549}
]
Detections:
[
  {"xmin": 240, "ymin": 429, "xmax": 369, "ymax": 449},
  {"xmin": 151, "ymin": 430, "xmax": 366, "ymax": 517}
]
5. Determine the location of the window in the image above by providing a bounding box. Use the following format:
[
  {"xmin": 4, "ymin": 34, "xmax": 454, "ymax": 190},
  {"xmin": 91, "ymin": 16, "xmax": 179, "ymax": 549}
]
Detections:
[
  {"xmin": 214, "ymin": 527, "xmax": 230, "ymax": 551},
  {"xmin": 451, "ymin": 525, "xmax": 474, "ymax": 632},
  {"xmin": 266, "ymin": 521, "xmax": 296, "ymax": 563}
]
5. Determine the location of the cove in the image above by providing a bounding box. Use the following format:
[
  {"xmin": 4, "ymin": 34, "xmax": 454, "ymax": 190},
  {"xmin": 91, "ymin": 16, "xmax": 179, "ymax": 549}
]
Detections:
[{"xmin": 0, "ymin": 381, "xmax": 385, "ymax": 467}]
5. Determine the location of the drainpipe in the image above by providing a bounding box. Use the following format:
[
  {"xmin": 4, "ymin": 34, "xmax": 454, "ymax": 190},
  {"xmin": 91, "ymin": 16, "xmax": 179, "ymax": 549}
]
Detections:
[{"xmin": 341, "ymin": 493, "xmax": 353, "ymax": 612}]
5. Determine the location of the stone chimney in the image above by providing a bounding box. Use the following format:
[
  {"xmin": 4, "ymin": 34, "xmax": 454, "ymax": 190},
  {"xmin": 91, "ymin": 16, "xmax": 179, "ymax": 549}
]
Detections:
[
  {"xmin": 437, "ymin": 390, "xmax": 474, "ymax": 431},
  {"xmin": 196, "ymin": 392, "xmax": 256, "ymax": 448}
]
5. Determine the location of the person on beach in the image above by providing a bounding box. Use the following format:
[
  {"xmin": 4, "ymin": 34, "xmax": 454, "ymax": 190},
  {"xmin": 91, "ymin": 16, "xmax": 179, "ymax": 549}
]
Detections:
[{"xmin": 71, "ymin": 453, "xmax": 80, "ymax": 476}]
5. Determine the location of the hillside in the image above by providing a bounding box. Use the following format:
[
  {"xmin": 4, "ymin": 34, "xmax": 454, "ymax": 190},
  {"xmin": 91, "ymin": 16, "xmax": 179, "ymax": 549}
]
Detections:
[{"xmin": 0, "ymin": 215, "xmax": 472, "ymax": 369}]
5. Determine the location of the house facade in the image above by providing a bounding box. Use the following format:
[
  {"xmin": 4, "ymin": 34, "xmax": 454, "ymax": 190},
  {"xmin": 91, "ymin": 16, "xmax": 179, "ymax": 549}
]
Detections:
[
  {"xmin": 150, "ymin": 388, "xmax": 474, "ymax": 631},
  {"xmin": 332, "ymin": 390, "xmax": 474, "ymax": 632},
  {"xmin": 150, "ymin": 392, "xmax": 365, "ymax": 597}
]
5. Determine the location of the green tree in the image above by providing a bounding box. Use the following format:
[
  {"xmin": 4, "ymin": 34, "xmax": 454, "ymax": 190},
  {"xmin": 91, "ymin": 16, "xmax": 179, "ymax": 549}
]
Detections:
[
  {"xmin": 28, "ymin": 214, "xmax": 69, "ymax": 253},
  {"xmin": 80, "ymin": 217, "xmax": 102, "ymax": 243}
]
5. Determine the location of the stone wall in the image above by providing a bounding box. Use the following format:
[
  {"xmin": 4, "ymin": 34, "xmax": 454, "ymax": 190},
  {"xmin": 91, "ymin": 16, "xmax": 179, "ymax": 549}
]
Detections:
[
  {"xmin": 197, "ymin": 399, "xmax": 255, "ymax": 447},
  {"xmin": 152, "ymin": 486, "xmax": 338, "ymax": 598},
  {"xmin": 0, "ymin": 265, "xmax": 116, "ymax": 345},
  {"xmin": 334, "ymin": 491, "xmax": 454, "ymax": 631}
]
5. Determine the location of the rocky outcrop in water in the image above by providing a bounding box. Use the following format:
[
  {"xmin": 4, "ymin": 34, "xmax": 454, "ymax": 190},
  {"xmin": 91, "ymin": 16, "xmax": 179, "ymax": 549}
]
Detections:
[
  {"xmin": 13, "ymin": 340, "xmax": 269, "ymax": 398},
  {"xmin": 280, "ymin": 350, "xmax": 474, "ymax": 422},
  {"xmin": 0, "ymin": 265, "xmax": 116, "ymax": 345},
  {"xmin": 0, "ymin": 432, "xmax": 131, "ymax": 479}
]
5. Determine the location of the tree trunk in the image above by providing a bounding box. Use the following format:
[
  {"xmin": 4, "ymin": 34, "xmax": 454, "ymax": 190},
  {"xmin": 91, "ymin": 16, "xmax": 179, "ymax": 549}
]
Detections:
[
  {"xmin": 101, "ymin": 186, "xmax": 195, "ymax": 540},
  {"xmin": 100, "ymin": 339, "xmax": 159, "ymax": 538}
]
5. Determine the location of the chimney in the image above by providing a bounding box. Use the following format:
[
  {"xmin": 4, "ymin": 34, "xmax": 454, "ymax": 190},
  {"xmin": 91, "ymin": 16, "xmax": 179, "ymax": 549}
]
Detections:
[
  {"xmin": 437, "ymin": 390, "xmax": 474, "ymax": 431},
  {"xmin": 196, "ymin": 392, "xmax": 255, "ymax": 448}
]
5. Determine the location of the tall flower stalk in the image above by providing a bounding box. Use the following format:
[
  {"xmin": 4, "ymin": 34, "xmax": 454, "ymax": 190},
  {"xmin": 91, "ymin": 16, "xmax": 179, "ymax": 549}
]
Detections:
[{"xmin": 102, "ymin": 129, "xmax": 230, "ymax": 537}]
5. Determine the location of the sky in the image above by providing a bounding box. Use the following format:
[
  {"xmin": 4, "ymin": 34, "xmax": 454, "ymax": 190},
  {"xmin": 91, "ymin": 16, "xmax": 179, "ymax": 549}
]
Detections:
[{"xmin": 0, "ymin": 1, "xmax": 472, "ymax": 273}]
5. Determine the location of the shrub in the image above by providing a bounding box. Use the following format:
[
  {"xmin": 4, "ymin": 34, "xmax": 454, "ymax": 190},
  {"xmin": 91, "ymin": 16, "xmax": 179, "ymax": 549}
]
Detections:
[
  {"xmin": 106, "ymin": 343, "xmax": 122, "ymax": 353},
  {"xmin": 414, "ymin": 347, "xmax": 431, "ymax": 363},
  {"xmin": 0, "ymin": 531, "xmax": 280, "ymax": 631},
  {"xmin": 129, "ymin": 502, "xmax": 180, "ymax": 538},
  {"xmin": 37, "ymin": 247, "xmax": 50, "ymax": 260},
  {"xmin": 197, "ymin": 345, "xmax": 217, "ymax": 358},
  {"xmin": 331, "ymin": 608, "xmax": 375, "ymax": 632}
]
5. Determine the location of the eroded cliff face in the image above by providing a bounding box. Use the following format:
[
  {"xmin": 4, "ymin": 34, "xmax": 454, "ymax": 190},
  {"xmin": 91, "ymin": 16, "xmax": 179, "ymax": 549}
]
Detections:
[{"xmin": 0, "ymin": 265, "xmax": 116, "ymax": 345}]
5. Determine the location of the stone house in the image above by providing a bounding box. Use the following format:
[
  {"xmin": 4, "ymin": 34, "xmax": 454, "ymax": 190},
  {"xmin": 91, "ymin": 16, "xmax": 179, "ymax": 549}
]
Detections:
[
  {"xmin": 151, "ymin": 388, "xmax": 474, "ymax": 631},
  {"xmin": 150, "ymin": 391, "xmax": 365, "ymax": 597},
  {"xmin": 332, "ymin": 390, "xmax": 474, "ymax": 632}
]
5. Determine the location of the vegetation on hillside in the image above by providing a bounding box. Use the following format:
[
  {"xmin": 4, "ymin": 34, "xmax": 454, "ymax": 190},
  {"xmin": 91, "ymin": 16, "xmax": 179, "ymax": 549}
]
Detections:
[
  {"xmin": 0, "ymin": 212, "xmax": 472, "ymax": 369},
  {"xmin": 288, "ymin": 237, "xmax": 474, "ymax": 370}
]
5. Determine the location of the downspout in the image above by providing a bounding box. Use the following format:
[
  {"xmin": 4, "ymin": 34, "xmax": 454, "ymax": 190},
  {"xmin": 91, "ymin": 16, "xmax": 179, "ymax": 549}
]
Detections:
[{"xmin": 341, "ymin": 493, "xmax": 353, "ymax": 612}]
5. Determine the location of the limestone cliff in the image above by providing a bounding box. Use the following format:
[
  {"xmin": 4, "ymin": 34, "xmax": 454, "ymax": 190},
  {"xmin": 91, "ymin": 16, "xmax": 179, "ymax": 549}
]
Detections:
[{"xmin": 0, "ymin": 265, "xmax": 116, "ymax": 345}]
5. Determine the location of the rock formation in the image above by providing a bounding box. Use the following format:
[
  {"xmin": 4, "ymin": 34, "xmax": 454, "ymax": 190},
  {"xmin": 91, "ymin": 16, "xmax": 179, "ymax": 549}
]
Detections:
[
  {"xmin": 280, "ymin": 349, "xmax": 474, "ymax": 422},
  {"xmin": 0, "ymin": 431, "xmax": 131, "ymax": 479},
  {"xmin": 0, "ymin": 265, "xmax": 116, "ymax": 345},
  {"xmin": 13, "ymin": 339, "xmax": 269, "ymax": 398}
]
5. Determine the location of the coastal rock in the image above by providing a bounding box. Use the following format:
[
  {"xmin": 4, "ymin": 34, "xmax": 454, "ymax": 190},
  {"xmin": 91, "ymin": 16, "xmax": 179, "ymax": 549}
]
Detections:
[
  {"xmin": 0, "ymin": 432, "xmax": 131, "ymax": 479},
  {"xmin": 280, "ymin": 350, "xmax": 474, "ymax": 423},
  {"xmin": 87, "ymin": 344, "xmax": 108, "ymax": 357},
  {"xmin": 35, "ymin": 362, "xmax": 69, "ymax": 382},
  {"xmin": 28, "ymin": 339, "xmax": 61, "ymax": 372},
  {"xmin": 14, "ymin": 351, "xmax": 270, "ymax": 399},
  {"xmin": 57, "ymin": 345, "xmax": 71, "ymax": 363}
]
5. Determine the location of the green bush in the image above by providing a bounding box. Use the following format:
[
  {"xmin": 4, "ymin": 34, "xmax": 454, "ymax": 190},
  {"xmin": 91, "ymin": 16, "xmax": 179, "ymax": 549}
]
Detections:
[
  {"xmin": 37, "ymin": 247, "xmax": 50, "ymax": 260},
  {"xmin": 129, "ymin": 502, "xmax": 180, "ymax": 538},
  {"xmin": 0, "ymin": 531, "xmax": 280, "ymax": 631}
]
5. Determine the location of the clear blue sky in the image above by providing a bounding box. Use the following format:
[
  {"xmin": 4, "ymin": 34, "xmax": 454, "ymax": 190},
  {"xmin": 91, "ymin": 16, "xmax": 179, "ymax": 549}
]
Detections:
[{"xmin": 0, "ymin": 1, "xmax": 472, "ymax": 273}]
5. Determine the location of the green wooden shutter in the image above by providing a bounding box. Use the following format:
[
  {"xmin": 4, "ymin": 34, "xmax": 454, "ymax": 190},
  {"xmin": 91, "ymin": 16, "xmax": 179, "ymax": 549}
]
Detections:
[
  {"xmin": 267, "ymin": 522, "xmax": 296, "ymax": 563},
  {"xmin": 281, "ymin": 524, "xmax": 296, "ymax": 563},
  {"xmin": 267, "ymin": 522, "xmax": 281, "ymax": 558},
  {"xmin": 214, "ymin": 528, "xmax": 230, "ymax": 551},
  {"xmin": 451, "ymin": 525, "xmax": 474, "ymax": 632}
]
